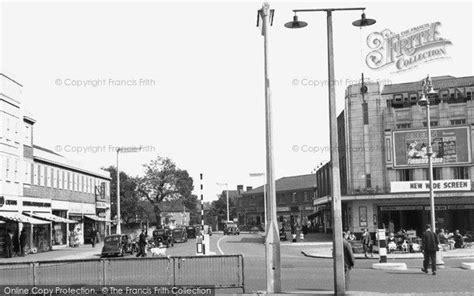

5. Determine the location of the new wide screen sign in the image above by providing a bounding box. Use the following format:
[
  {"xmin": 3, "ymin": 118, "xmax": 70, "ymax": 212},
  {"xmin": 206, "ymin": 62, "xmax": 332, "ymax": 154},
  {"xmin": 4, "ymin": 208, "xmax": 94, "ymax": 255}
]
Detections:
[
  {"xmin": 393, "ymin": 126, "xmax": 470, "ymax": 167},
  {"xmin": 391, "ymin": 179, "xmax": 471, "ymax": 193}
]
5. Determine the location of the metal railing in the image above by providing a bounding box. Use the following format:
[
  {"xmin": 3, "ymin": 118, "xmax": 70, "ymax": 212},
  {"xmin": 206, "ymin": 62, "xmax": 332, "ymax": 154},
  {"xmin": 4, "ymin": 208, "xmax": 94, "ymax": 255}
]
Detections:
[{"xmin": 0, "ymin": 255, "xmax": 245, "ymax": 293}]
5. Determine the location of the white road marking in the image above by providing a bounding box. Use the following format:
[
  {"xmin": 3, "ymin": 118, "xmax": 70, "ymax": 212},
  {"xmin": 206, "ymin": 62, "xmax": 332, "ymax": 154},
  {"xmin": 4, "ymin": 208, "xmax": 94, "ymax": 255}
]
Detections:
[{"xmin": 217, "ymin": 235, "xmax": 226, "ymax": 255}]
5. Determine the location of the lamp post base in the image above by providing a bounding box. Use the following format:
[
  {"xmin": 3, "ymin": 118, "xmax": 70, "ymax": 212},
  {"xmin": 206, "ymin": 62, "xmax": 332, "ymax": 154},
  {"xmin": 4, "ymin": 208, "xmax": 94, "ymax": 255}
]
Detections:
[{"xmin": 436, "ymin": 250, "xmax": 445, "ymax": 267}]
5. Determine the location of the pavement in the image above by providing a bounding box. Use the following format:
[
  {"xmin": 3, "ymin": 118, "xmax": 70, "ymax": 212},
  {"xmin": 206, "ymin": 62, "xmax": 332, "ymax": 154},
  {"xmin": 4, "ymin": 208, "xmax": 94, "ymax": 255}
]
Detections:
[{"xmin": 0, "ymin": 242, "xmax": 104, "ymax": 263}]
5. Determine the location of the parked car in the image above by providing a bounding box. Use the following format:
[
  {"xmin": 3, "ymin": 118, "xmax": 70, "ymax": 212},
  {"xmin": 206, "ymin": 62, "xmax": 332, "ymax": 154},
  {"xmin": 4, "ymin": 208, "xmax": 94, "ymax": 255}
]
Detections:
[
  {"xmin": 153, "ymin": 228, "xmax": 174, "ymax": 247},
  {"xmin": 172, "ymin": 227, "xmax": 188, "ymax": 243},
  {"xmin": 224, "ymin": 223, "xmax": 240, "ymax": 235},
  {"xmin": 186, "ymin": 226, "xmax": 197, "ymax": 238},
  {"xmin": 101, "ymin": 234, "xmax": 133, "ymax": 257},
  {"xmin": 193, "ymin": 224, "xmax": 212, "ymax": 236}
]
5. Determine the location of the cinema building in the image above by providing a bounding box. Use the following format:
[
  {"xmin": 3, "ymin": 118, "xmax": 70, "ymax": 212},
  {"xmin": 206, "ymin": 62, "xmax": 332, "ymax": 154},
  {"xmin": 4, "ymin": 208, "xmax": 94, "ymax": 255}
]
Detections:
[
  {"xmin": 0, "ymin": 74, "xmax": 111, "ymax": 257},
  {"xmin": 314, "ymin": 75, "xmax": 474, "ymax": 237}
]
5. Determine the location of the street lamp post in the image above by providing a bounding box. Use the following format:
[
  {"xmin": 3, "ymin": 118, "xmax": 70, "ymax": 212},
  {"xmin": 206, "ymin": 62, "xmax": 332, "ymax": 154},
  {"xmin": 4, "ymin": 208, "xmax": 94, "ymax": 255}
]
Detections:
[
  {"xmin": 257, "ymin": 3, "xmax": 280, "ymax": 293},
  {"xmin": 285, "ymin": 7, "xmax": 376, "ymax": 294},
  {"xmin": 116, "ymin": 146, "xmax": 143, "ymax": 235}
]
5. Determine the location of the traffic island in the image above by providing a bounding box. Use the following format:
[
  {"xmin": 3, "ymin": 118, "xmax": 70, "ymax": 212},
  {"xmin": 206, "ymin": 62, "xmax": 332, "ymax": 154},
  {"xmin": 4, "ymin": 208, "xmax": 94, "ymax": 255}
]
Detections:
[
  {"xmin": 461, "ymin": 262, "xmax": 474, "ymax": 270},
  {"xmin": 372, "ymin": 262, "xmax": 407, "ymax": 271}
]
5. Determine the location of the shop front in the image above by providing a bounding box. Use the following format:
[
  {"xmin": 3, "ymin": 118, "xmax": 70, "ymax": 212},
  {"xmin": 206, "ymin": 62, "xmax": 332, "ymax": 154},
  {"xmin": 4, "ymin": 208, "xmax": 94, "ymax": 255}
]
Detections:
[
  {"xmin": 67, "ymin": 201, "xmax": 96, "ymax": 246},
  {"xmin": 95, "ymin": 201, "xmax": 111, "ymax": 239}
]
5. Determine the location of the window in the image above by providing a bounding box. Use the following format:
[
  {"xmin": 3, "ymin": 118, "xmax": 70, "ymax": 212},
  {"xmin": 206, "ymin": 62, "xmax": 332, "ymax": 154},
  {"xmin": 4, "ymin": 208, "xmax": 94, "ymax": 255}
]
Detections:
[
  {"xmin": 450, "ymin": 119, "xmax": 466, "ymax": 125},
  {"xmin": 24, "ymin": 162, "xmax": 31, "ymax": 184},
  {"xmin": 6, "ymin": 158, "xmax": 10, "ymax": 180},
  {"xmin": 425, "ymin": 168, "xmax": 442, "ymax": 180},
  {"xmin": 68, "ymin": 172, "xmax": 72, "ymax": 190},
  {"xmin": 291, "ymin": 193, "xmax": 297, "ymax": 203},
  {"xmin": 453, "ymin": 167, "xmax": 469, "ymax": 179},
  {"xmin": 366, "ymin": 174, "xmax": 372, "ymax": 188},
  {"xmin": 396, "ymin": 123, "xmax": 411, "ymax": 129},
  {"xmin": 394, "ymin": 94, "xmax": 403, "ymax": 102},
  {"xmin": 409, "ymin": 93, "xmax": 418, "ymax": 101},
  {"xmin": 399, "ymin": 169, "xmax": 413, "ymax": 181},
  {"xmin": 423, "ymin": 121, "xmax": 438, "ymax": 127},
  {"xmin": 58, "ymin": 170, "xmax": 62, "ymax": 189},
  {"xmin": 14, "ymin": 160, "xmax": 18, "ymax": 182},
  {"xmin": 303, "ymin": 192, "xmax": 309, "ymax": 202},
  {"xmin": 39, "ymin": 165, "xmax": 44, "ymax": 186},
  {"xmin": 362, "ymin": 102, "xmax": 369, "ymax": 124},
  {"xmin": 467, "ymin": 91, "xmax": 472, "ymax": 100},
  {"xmin": 33, "ymin": 164, "xmax": 39, "ymax": 185},
  {"xmin": 25, "ymin": 125, "xmax": 30, "ymax": 144}
]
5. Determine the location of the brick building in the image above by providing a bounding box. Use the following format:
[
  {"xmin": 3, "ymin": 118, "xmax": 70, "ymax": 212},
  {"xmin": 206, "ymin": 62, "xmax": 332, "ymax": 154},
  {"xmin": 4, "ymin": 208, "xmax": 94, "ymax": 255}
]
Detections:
[
  {"xmin": 236, "ymin": 174, "xmax": 316, "ymax": 228},
  {"xmin": 315, "ymin": 75, "xmax": 474, "ymax": 237}
]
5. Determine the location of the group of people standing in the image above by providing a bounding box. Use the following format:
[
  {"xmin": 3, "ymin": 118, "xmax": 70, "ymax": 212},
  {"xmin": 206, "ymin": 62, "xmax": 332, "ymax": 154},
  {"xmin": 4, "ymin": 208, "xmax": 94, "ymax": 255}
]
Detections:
[{"xmin": 3, "ymin": 228, "xmax": 28, "ymax": 258}]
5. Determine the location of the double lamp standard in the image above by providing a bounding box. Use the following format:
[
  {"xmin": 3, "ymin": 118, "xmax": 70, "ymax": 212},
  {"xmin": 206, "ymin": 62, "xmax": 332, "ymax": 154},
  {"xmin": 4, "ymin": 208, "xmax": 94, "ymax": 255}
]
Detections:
[
  {"xmin": 258, "ymin": 2, "xmax": 376, "ymax": 293},
  {"xmin": 284, "ymin": 6, "xmax": 376, "ymax": 295}
]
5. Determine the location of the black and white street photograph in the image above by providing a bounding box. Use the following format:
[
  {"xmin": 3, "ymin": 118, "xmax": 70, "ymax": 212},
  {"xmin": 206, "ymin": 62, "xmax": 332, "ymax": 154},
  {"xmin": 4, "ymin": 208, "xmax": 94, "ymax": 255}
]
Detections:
[{"xmin": 0, "ymin": 0, "xmax": 473, "ymax": 295}]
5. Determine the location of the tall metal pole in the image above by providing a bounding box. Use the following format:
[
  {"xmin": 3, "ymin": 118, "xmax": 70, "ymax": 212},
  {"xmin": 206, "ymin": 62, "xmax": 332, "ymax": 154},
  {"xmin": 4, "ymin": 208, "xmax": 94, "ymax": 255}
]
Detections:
[
  {"xmin": 426, "ymin": 102, "xmax": 435, "ymax": 232},
  {"xmin": 116, "ymin": 149, "xmax": 121, "ymax": 235},
  {"xmin": 226, "ymin": 185, "xmax": 230, "ymax": 222},
  {"xmin": 326, "ymin": 10, "xmax": 345, "ymax": 295},
  {"xmin": 260, "ymin": 2, "xmax": 281, "ymax": 292}
]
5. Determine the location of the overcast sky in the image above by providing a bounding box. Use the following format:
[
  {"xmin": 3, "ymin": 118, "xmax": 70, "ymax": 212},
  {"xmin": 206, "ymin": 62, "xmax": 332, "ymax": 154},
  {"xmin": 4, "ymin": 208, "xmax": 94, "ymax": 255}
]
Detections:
[{"xmin": 1, "ymin": 0, "xmax": 472, "ymax": 201}]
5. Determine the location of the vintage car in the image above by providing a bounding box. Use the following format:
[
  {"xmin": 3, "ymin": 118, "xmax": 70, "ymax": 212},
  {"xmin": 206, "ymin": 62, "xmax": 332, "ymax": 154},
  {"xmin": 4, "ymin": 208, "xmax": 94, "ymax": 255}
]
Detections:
[
  {"xmin": 101, "ymin": 234, "xmax": 134, "ymax": 257},
  {"xmin": 193, "ymin": 224, "xmax": 212, "ymax": 236},
  {"xmin": 152, "ymin": 228, "xmax": 174, "ymax": 247},
  {"xmin": 172, "ymin": 227, "xmax": 188, "ymax": 243},
  {"xmin": 224, "ymin": 222, "xmax": 240, "ymax": 235},
  {"xmin": 186, "ymin": 226, "xmax": 197, "ymax": 238}
]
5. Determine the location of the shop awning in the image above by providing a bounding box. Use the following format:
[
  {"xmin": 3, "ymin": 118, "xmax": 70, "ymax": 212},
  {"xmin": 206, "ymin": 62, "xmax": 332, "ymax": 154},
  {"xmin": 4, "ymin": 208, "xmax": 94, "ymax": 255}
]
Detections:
[
  {"xmin": 0, "ymin": 212, "xmax": 50, "ymax": 224},
  {"xmin": 85, "ymin": 214, "xmax": 111, "ymax": 222},
  {"xmin": 25, "ymin": 212, "xmax": 78, "ymax": 224}
]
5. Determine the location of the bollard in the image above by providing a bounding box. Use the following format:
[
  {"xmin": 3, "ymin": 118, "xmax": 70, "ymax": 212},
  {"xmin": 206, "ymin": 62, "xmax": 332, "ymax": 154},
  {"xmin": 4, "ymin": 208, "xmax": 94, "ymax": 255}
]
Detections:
[
  {"xmin": 377, "ymin": 229, "xmax": 387, "ymax": 263},
  {"xmin": 196, "ymin": 235, "xmax": 203, "ymax": 255}
]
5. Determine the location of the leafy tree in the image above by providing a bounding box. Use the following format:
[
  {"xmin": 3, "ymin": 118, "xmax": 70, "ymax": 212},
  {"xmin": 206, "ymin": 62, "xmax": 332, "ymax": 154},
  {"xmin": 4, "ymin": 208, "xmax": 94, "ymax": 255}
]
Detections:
[
  {"xmin": 209, "ymin": 192, "xmax": 236, "ymax": 224},
  {"xmin": 183, "ymin": 194, "xmax": 200, "ymax": 225},
  {"xmin": 103, "ymin": 166, "xmax": 143, "ymax": 224},
  {"xmin": 136, "ymin": 157, "xmax": 194, "ymax": 226}
]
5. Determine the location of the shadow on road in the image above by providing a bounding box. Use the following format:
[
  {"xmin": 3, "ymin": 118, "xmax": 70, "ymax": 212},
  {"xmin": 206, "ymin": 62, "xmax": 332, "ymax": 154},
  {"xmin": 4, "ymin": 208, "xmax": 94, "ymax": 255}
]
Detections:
[{"xmin": 225, "ymin": 237, "xmax": 264, "ymax": 244}]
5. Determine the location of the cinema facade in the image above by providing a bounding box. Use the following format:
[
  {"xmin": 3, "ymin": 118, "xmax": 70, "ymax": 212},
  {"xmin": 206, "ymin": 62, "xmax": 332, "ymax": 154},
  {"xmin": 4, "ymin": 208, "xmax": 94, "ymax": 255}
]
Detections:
[{"xmin": 314, "ymin": 75, "xmax": 474, "ymax": 237}]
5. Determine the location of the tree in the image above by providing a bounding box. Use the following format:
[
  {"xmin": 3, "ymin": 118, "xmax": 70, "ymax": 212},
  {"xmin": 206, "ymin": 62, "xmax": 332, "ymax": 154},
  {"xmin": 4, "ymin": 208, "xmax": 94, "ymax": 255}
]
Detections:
[
  {"xmin": 136, "ymin": 157, "xmax": 194, "ymax": 226},
  {"xmin": 182, "ymin": 194, "xmax": 200, "ymax": 225},
  {"xmin": 103, "ymin": 166, "xmax": 143, "ymax": 224}
]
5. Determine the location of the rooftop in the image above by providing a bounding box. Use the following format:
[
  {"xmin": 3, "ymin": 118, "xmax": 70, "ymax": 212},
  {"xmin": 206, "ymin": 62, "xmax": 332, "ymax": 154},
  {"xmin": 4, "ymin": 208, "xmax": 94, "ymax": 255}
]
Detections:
[
  {"xmin": 382, "ymin": 75, "xmax": 474, "ymax": 95},
  {"xmin": 243, "ymin": 173, "xmax": 316, "ymax": 195}
]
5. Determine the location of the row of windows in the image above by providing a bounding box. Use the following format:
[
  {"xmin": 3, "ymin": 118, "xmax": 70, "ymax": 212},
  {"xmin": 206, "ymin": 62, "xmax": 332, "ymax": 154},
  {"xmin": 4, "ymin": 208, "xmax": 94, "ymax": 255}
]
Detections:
[
  {"xmin": 244, "ymin": 191, "xmax": 312, "ymax": 206},
  {"xmin": 398, "ymin": 167, "xmax": 469, "ymax": 181},
  {"xmin": 396, "ymin": 119, "xmax": 466, "ymax": 129},
  {"xmin": 392, "ymin": 90, "xmax": 473, "ymax": 103},
  {"xmin": 1, "ymin": 156, "xmax": 20, "ymax": 183},
  {"xmin": 29, "ymin": 163, "xmax": 109, "ymax": 196}
]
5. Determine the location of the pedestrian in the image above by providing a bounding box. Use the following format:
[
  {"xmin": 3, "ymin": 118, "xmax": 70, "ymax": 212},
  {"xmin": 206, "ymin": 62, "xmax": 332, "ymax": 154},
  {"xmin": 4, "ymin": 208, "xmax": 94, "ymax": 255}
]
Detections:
[
  {"xmin": 454, "ymin": 230, "xmax": 465, "ymax": 249},
  {"xmin": 421, "ymin": 224, "xmax": 439, "ymax": 275},
  {"xmin": 361, "ymin": 228, "xmax": 373, "ymax": 258},
  {"xmin": 136, "ymin": 229, "xmax": 147, "ymax": 257},
  {"xmin": 4, "ymin": 229, "xmax": 14, "ymax": 258},
  {"xmin": 343, "ymin": 235, "xmax": 355, "ymax": 290},
  {"xmin": 19, "ymin": 228, "xmax": 28, "ymax": 256},
  {"xmin": 90, "ymin": 227, "xmax": 97, "ymax": 248}
]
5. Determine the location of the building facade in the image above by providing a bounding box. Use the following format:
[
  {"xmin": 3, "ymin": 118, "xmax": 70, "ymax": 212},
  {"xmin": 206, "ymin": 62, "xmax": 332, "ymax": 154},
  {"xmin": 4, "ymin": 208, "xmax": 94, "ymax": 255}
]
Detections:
[
  {"xmin": 315, "ymin": 75, "xmax": 474, "ymax": 237},
  {"xmin": 236, "ymin": 174, "xmax": 316, "ymax": 229},
  {"xmin": 0, "ymin": 74, "xmax": 111, "ymax": 256}
]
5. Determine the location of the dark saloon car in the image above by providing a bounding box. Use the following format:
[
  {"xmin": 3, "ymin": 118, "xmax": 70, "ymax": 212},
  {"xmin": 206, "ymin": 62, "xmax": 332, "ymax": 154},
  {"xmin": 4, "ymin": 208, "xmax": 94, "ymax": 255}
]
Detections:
[
  {"xmin": 153, "ymin": 228, "xmax": 174, "ymax": 247},
  {"xmin": 186, "ymin": 226, "xmax": 197, "ymax": 238},
  {"xmin": 101, "ymin": 234, "xmax": 133, "ymax": 257},
  {"xmin": 172, "ymin": 227, "xmax": 188, "ymax": 243},
  {"xmin": 224, "ymin": 223, "xmax": 240, "ymax": 235}
]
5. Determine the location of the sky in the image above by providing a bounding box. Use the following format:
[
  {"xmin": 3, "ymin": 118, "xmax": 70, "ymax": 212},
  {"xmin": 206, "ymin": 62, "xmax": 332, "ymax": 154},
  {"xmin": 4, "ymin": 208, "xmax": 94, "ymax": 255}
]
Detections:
[{"xmin": 1, "ymin": 0, "xmax": 472, "ymax": 201}]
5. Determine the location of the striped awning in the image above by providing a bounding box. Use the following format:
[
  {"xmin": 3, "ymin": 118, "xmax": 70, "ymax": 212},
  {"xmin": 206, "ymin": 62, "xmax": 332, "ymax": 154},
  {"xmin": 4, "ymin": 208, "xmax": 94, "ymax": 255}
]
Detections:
[
  {"xmin": 0, "ymin": 212, "xmax": 50, "ymax": 224},
  {"xmin": 26, "ymin": 212, "xmax": 78, "ymax": 224}
]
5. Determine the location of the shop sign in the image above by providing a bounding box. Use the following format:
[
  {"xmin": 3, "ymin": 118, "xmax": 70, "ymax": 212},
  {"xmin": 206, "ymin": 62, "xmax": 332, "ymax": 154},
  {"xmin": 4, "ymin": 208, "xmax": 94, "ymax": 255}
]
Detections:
[
  {"xmin": 0, "ymin": 196, "xmax": 4, "ymax": 207},
  {"xmin": 393, "ymin": 127, "xmax": 470, "ymax": 167},
  {"xmin": 277, "ymin": 207, "xmax": 290, "ymax": 212},
  {"xmin": 380, "ymin": 205, "xmax": 424, "ymax": 211},
  {"xmin": 447, "ymin": 204, "xmax": 474, "ymax": 210},
  {"xmin": 98, "ymin": 212, "xmax": 106, "ymax": 218},
  {"xmin": 424, "ymin": 206, "xmax": 447, "ymax": 210},
  {"xmin": 391, "ymin": 179, "xmax": 471, "ymax": 193},
  {"xmin": 96, "ymin": 201, "xmax": 109, "ymax": 209}
]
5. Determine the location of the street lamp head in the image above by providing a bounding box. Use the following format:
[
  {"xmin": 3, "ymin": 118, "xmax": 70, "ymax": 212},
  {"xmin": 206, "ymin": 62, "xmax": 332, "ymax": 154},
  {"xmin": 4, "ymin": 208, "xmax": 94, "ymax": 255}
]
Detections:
[
  {"xmin": 418, "ymin": 93, "xmax": 429, "ymax": 106},
  {"xmin": 352, "ymin": 12, "xmax": 376, "ymax": 27},
  {"xmin": 284, "ymin": 14, "xmax": 308, "ymax": 29}
]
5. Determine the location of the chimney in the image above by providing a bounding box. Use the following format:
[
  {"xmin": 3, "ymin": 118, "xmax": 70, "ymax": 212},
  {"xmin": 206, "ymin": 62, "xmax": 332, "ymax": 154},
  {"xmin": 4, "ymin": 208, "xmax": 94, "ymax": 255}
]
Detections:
[
  {"xmin": 246, "ymin": 186, "xmax": 253, "ymax": 192},
  {"xmin": 237, "ymin": 185, "xmax": 244, "ymax": 194}
]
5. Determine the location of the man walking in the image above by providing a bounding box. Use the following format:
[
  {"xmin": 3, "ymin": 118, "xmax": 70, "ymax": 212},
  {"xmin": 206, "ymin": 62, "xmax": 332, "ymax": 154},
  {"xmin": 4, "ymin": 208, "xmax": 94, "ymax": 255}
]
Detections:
[
  {"xmin": 4, "ymin": 229, "xmax": 13, "ymax": 258},
  {"xmin": 90, "ymin": 227, "xmax": 97, "ymax": 248},
  {"xmin": 421, "ymin": 224, "xmax": 439, "ymax": 275},
  {"xmin": 19, "ymin": 228, "xmax": 28, "ymax": 256},
  {"xmin": 361, "ymin": 228, "xmax": 373, "ymax": 258},
  {"xmin": 136, "ymin": 229, "xmax": 147, "ymax": 257},
  {"xmin": 343, "ymin": 236, "xmax": 355, "ymax": 290}
]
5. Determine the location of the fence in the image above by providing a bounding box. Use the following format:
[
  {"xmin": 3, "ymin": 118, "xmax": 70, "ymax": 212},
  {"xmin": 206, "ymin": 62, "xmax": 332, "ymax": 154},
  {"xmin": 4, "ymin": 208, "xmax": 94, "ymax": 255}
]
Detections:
[{"xmin": 0, "ymin": 255, "xmax": 245, "ymax": 293}]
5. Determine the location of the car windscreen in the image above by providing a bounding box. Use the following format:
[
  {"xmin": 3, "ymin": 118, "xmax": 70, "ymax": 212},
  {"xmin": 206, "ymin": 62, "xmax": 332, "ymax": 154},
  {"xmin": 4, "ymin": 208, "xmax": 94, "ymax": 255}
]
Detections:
[{"xmin": 105, "ymin": 236, "xmax": 120, "ymax": 243}]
